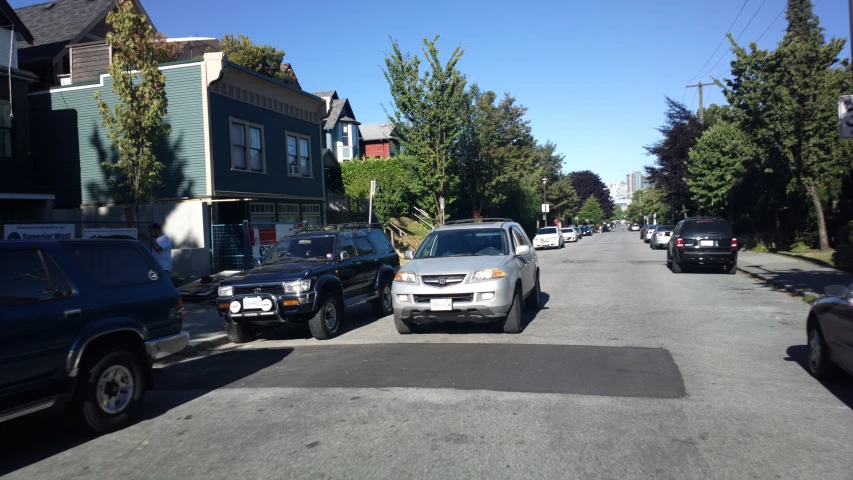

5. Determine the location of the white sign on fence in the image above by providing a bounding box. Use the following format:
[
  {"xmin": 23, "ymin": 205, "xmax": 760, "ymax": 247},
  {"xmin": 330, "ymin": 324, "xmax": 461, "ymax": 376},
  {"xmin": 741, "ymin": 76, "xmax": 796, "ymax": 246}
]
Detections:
[
  {"xmin": 4, "ymin": 224, "xmax": 74, "ymax": 240},
  {"xmin": 541, "ymin": 203, "xmax": 550, "ymax": 213},
  {"xmin": 839, "ymin": 95, "xmax": 853, "ymax": 139},
  {"xmin": 82, "ymin": 228, "xmax": 138, "ymax": 239}
]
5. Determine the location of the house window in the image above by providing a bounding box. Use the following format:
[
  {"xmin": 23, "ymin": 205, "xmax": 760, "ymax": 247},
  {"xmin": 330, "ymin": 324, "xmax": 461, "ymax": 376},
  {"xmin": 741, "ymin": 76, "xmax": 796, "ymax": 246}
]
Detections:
[
  {"xmin": 250, "ymin": 202, "xmax": 275, "ymax": 223},
  {"xmin": 302, "ymin": 204, "xmax": 321, "ymax": 225},
  {"xmin": 0, "ymin": 99, "xmax": 12, "ymax": 159},
  {"xmin": 286, "ymin": 133, "xmax": 311, "ymax": 177},
  {"xmin": 230, "ymin": 118, "xmax": 264, "ymax": 172},
  {"xmin": 341, "ymin": 123, "xmax": 349, "ymax": 146},
  {"xmin": 278, "ymin": 203, "xmax": 300, "ymax": 223}
]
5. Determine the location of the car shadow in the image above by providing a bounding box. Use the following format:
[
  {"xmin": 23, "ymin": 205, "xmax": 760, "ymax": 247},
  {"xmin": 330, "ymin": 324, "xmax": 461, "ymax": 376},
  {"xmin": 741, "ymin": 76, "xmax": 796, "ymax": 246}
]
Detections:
[
  {"xmin": 259, "ymin": 303, "xmax": 382, "ymax": 341},
  {"xmin": 785, "ymin": 345, "xmax": 853, "ymax": 409},
  {"xmin": 414, "ymin": 292, "xmax": 550, "ymax": 334},
  {"xmin": 0, "ymin": 348, "xmax": 291, "ymax": 477}
]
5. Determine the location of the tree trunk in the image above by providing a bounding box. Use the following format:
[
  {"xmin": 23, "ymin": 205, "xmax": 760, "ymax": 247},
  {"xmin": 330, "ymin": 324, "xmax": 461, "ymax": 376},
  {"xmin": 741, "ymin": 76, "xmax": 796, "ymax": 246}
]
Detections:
[{"xmin": 805, "ymin": 183, "xmax": 830, "ymax": 251}]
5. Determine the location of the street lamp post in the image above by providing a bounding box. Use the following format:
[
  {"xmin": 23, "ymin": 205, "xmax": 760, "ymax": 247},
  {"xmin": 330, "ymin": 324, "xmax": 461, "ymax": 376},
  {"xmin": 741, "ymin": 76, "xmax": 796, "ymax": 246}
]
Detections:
[{"xmin": 542, "ymin": 177, "xmax": 548, "ymax": 226}]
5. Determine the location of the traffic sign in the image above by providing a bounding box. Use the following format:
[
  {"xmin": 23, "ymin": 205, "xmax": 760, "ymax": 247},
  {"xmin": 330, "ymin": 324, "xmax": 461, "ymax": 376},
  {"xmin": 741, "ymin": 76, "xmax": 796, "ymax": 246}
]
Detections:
[
  {"xmin": 541, "ymin": 203, "xmax": 550, "ymax": 213},
  {"xmin": 839, "ymin": 96, "xmax": 853, "ymax": 139}
]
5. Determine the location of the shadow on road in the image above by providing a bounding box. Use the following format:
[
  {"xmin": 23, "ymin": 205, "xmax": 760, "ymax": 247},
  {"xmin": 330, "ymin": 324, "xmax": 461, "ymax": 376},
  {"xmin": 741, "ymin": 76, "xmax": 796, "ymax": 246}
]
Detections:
[
  {"xmin": 0, "ymin": 348, "xmax": 291, "ymax": 477},
  {"xmin": 260, "ymin": 303, "xmax": 381, "ymax": 341},
  {"xmin": 785, "ymin": 345, "xmax": 853, "ymax": 409},
  {"xmin": 415, "ymin": 292, "xmax": 550, "ymax": 334}
]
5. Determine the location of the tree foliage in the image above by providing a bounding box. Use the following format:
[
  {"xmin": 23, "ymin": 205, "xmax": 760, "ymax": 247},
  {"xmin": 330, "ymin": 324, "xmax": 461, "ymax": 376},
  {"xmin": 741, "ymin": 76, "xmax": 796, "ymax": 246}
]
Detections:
[
  {"xmin": 610, "ymin": 204, "xmax": 624, "ymax": 220},
  {"xmin": 341, "ymin": 156, "xmax": 414, "ymax": 225},
  {"xmin": 152, "ymin": 32, "xmax": 185, "ymax": 64},
  {"xmin": 577, "ymin": 196, "xmax": 604, "ymax": 225},
  {"xmin": 687, "ymin": 120, "xmax": 753, "ymax": 217},
  {"xmin": 94, "ymin": 0, "xmax": 170, "ymax": 221},
  {"xmin": 219, "ymin": 34, "xmax": 298, "ymax": 86},
  {"xmin": 569, "ymin": 170, "xmax": 614, "ymax": 217},
  {"xmin": 383, "ymin": 36, "xmax": 467, "ymax": 224},
  {"xmin": 624, "ymin": 188, "xmax": 671, "ymax": 224}
]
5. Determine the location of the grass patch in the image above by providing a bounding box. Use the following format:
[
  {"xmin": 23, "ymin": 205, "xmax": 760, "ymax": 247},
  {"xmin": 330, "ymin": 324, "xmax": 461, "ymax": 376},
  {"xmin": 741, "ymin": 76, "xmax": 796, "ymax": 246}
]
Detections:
[
  {"xmin": 749, "ymin": 240, "xmax": 771, "ymax": 253},
  {"xmin": 803, "ymin": 293, "xmax": 819, "ymax": 305}
]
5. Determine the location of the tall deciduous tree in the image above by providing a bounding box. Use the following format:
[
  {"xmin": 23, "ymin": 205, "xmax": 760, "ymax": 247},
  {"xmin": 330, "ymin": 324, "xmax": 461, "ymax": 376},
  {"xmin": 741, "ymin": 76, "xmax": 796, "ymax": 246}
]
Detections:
[
  {"xmin": 94, "ymin": 0, "xmax": 170, "ymax": 222},
  {"xmin": 383, "ymin": 35, "xmax": 467, "ymax": 224},
  {"xmin": 687, "ymin": 120, "xmax": 754, "ymax": 219},
  {"xmin": 577, "ymin": 196, "xmax": 604, "ymax": 225},
  {"xmin": 644, "ymin": 97, "xmax": 705, "ymax": 218},
  {"xmin": 720, "ymin": 0, "xmax": 851, "ymax": 250},
  {"xmin": 219, "ymin": 34, "xmax": 298, "ymax": 86},
  {"xmin": 569, "ymin": 170, "xmax": 614, "ymax": 217}
]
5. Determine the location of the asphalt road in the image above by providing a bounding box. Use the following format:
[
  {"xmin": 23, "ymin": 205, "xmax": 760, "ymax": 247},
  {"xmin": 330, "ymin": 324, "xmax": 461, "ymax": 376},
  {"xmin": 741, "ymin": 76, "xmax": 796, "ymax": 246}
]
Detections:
[{"xmin": 4, "ymin": 229, "xmax": 853, "ymax": 479}]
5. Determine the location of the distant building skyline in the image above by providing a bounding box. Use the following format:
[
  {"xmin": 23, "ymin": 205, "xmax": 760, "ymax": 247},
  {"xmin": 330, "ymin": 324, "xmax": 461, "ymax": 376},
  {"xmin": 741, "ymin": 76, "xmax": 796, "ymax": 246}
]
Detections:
[{"xmin": 626, "ymin": 171, "xmax": 647, "ymax": 198}]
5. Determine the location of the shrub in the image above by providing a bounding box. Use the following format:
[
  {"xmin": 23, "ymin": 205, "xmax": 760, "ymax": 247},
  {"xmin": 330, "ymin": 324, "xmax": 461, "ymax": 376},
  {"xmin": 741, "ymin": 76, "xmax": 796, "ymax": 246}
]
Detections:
[
  {"xmin": 751, "ymin": 240, "xmax": 771, "ymax": 253},
  {"xmin": 789, "ymin": 241, "xmax": 812, "ymax": 252}
]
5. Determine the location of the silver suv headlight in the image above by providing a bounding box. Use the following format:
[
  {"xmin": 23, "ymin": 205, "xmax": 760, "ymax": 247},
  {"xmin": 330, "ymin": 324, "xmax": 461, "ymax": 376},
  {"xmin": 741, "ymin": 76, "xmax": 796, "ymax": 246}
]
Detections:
[
  {"xmin": 471, "ymin": 268, "xmax": 507, "ymax": 282},
  {"xmin": 394, "ymin": 271, "xmax": 418, "ymax": 283},
  {"xmin": 218, "ymin": 285, "xmax": 233, "ymax": 297},
  {"xmin": 283, "ymin": 278, "xmax": 312, "ymax": 294}
]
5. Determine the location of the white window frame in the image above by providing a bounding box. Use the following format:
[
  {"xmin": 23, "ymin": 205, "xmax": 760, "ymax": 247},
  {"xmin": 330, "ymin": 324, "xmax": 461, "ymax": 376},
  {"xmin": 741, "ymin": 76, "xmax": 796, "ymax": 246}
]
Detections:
[
  {"xmin": 229, "ymin": 117, "xmax": 265, "ymax": 174},
  {"xmin": 341, "ymin": 123, "xmax": 349, "ymax": 146},
  {"xmin": 285, "ymin": 131, "xmax": 312, "ymax": 178}
]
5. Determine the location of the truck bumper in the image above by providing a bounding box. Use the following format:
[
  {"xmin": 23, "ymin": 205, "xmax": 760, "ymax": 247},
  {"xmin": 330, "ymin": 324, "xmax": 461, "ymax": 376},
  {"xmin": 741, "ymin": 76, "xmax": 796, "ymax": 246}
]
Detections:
[{"xmin": 145, "ymin": 331, "xmax": 190, "ymax": 360}]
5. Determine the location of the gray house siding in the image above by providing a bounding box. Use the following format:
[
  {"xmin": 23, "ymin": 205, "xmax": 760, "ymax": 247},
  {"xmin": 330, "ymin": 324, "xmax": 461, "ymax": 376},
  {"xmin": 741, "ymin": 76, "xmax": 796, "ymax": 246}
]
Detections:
[
  {"xmin": 208, "ymin": 92, "xmax": 323, "ymax": 198},
  {"xmin": 28, "ymin": 62, "xmax": 207, "ymax": 208}
]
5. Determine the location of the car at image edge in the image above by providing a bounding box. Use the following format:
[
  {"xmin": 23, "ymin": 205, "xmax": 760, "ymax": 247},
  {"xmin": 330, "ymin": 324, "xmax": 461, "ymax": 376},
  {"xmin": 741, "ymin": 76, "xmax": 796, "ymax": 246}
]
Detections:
[
  {"xmin": 806, "ymin": 283, "xmax": 853, "ymax": 380},
  {"xmin": 392, "ymin": 218, "xmax": 541, "ymax": 334}
]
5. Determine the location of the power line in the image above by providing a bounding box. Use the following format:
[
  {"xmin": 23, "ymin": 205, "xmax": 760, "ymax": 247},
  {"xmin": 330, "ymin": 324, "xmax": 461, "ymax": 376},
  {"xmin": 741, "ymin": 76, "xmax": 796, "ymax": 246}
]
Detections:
[
  {"xmin": 686, "ymin": 0, "xmax": 750, "ymax": 85},
  {"xmin": 735, "ymin": 0, "xmax": 767, "ymax": 41}
]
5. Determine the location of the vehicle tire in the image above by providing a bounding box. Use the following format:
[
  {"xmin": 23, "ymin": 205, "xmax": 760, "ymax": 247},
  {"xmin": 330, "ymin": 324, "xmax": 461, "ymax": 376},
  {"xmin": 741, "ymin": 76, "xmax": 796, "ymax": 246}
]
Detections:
[
  {"xmin": 308, "ymin": 293, "xmax": 343, "ymax": 340},
  {"xmin": 666, "ymin": 252, "xmax": 672, "ymax": 268},
  {"xmin": 503, "ymin": 287, "xmax": 523, "ymax": 334},
  {"xmin": 671, "ymin": 259, "xmax": 683, "ymax": 274},
  {"xmin": 807, "ymin": 323, "xmax": 836, "ymax": 379},
  {"xmin": 74, "ymin": 348, "xmax": 145, "ymax": 434},
  {"xmin": 727, "ymin": 263, "xmax": 738, "ymax": 275},
  {"xmin": 225, "ymin": 322, "xmax": 256, "ymax": 344},
  {"xmin": 525, "ymin": 274, "xmax": 541, "ymax": 311},
  {"xmin": 372, "ymin": 276, "xmax": 394, "ymax": 317},
  {"xmin": 394, "ymin": 311, "xmax": 417, "ymax": 334}
]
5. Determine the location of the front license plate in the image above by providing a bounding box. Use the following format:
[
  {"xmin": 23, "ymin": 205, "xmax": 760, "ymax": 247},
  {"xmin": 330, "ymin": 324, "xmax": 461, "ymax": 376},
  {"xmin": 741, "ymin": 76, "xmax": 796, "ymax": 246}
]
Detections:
[
  {"xmin": 700, "ymin": 240, "xmax": 715, "ymax": 247},
  {"xmin": 430, "ymin": 299, "xmax": 453, "ymax": 311},
  {"xmin": 243, "ymin": 297, "xmax": 263, "ymax": 309}
]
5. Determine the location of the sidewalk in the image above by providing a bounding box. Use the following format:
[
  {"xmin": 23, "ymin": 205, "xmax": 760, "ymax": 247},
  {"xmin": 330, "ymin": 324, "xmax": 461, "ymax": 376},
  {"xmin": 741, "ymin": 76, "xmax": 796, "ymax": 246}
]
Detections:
[
  {"xmin": 737, "ymin": 251, "xmax": 853, "ymax": 299},
  {"xmin": 182, "ymin": 300, "xmax": 229, "ymax": 350}
]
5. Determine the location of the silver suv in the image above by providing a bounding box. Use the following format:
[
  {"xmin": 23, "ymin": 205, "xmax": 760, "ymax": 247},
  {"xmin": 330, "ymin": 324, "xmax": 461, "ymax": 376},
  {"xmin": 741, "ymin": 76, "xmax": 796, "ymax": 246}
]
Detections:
[{"xmin": 391, "ymin": 218, "xmax": 541, "ymax": 334}]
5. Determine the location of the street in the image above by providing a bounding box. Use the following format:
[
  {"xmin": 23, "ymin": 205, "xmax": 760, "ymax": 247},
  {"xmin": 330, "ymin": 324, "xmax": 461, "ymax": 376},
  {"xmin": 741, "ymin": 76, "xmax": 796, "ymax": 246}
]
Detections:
[{"xmin": 4, "ymin": 229, "xmax": 853, "ymax": 480}]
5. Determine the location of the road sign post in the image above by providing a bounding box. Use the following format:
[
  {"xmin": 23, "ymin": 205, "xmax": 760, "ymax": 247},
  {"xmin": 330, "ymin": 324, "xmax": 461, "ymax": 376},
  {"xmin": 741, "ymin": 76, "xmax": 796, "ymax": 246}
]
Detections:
[{"xmin": 368, "ymin": 180, "xmax": 376, "ymax": 224}]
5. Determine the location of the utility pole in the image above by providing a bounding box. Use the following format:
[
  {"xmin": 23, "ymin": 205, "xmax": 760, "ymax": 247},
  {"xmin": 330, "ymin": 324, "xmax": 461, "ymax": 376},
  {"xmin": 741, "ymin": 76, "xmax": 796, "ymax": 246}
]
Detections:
[
  {"xmin": 686, "ymin": 80, "xmax": 714, "ymax": 124},
  {"xmin": 849, "ymin": 0, "xmax": 853, "ymax": 88}
]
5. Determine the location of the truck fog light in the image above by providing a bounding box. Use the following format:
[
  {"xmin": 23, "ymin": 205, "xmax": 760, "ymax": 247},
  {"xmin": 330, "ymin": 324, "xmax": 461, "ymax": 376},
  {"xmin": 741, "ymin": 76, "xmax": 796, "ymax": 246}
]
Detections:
[
  {"xmin": 229, "ymin": 301, "xmax": 241, "ymax": 313},
  {"xmin": 397, "ymin": 294, "xmax": 409, "ymax": 302},
  {"xmin": 481, "ymin": 292, "xmax": 495, "ymax": 300}
]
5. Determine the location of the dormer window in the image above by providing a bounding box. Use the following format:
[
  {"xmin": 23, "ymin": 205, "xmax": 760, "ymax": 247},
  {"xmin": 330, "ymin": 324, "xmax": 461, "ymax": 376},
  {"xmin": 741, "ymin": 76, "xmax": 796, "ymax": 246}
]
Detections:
[{"xmin": 341, "ymin": 123, "xmax": 349, "ymax": 146}]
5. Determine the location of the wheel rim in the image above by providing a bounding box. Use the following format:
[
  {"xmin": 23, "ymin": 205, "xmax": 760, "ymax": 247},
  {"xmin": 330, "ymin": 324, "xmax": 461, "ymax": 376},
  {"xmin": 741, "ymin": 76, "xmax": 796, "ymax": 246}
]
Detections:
[
  {"xmin": 96, "ymin": 365, "xmax": 135, "ymax": 415},
  {"xmin": 809, "ymin": 329, "xmax": 823, "ymax": 370},
  {"xmin": 382, "ymin": 285, "xmax": 392, "ymax": 310},
  {"xmin": 324, "ymin": 301, "xmax": 338, "ymax": 330}
]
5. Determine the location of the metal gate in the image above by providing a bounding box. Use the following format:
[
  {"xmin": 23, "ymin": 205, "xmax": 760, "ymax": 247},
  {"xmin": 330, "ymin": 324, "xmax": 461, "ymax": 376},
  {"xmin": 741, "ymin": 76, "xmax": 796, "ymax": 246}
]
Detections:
[{"xmin": 211, "ymin": 221, "xmax": 251, "ymax": 273}]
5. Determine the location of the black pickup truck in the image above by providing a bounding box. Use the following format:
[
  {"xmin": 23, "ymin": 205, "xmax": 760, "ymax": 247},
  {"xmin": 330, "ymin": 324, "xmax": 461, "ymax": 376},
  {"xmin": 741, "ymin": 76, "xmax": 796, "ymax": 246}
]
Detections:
[
  {"xmin": 217, "ymin": 224, "xmax": 400, "ymax": 341},
  {"xmin": 0, "ymin": 239, "xmax": 188, "ymax": 433}
]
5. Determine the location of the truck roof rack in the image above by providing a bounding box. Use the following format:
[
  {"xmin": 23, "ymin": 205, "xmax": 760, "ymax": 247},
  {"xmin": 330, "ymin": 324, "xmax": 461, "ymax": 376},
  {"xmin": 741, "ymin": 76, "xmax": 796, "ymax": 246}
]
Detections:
[
  {"xmin": 443, "ymin": 218, "xmax": 513, "ymax": 225},
  {"xmin": 296, "ymin": 222, "xmax": 382, "ymax": 233}
]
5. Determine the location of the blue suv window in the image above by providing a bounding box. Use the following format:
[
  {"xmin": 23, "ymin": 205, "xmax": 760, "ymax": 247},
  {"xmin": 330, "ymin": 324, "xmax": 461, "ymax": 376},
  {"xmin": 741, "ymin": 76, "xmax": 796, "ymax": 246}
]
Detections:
[
  {"xmin": 60, "ymin": 241, "xmax": 157, "ymax": 288},
  {"xmin": 0, "ymin": 249, "xmax": 71, "ymax": 307}
]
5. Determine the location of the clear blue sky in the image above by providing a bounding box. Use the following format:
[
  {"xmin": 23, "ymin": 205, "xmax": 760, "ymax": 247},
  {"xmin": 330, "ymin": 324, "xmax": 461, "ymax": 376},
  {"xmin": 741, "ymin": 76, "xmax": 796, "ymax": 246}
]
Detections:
[{"xmin": 11, "ymin": 0, "xmax": 851, "ymax": 184}]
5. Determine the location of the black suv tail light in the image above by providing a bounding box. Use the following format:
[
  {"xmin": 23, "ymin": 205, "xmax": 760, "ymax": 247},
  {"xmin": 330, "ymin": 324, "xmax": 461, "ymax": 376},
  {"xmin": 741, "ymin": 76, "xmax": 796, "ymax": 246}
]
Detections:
[
  {"xmin": 731, "ymin": 238, "xmax": 738, "ymax": 249},
  {"xmin": 676, "ymin": 238, "xmax": 685, "ymax": 249}
]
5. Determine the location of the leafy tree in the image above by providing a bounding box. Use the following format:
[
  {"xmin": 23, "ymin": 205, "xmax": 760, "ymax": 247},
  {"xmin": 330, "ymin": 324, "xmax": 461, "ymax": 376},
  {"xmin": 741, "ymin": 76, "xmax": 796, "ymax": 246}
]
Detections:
[
  {"xmin": 610, "ymin": 204, "xmax": 624, "ymax": 220},
  {"xmin": 719, "ymin": 0, "xmax": 851, "ymax": 250},
  {"xmin": 94, "ymin": 0, "xmax": 170, "ymax": 222},
  {"xmin": 687, "ymin": 120, "xmax": 754, "ymax": 219},
  {"xmin": 569, "ymin": 170, "xmax": 614, "ymax": 217},
  {"xmin": 644, "ymin": 97, "xmax": 706, "ymax": 218},
  {"xmin": 152, "ymin": 32, "xmax": 185, "ymax": 63},
  {"xmin": 624, "ymin": 188, "xmax": 671, "ymax": 224},
  {"xmin": 341, "ymin": 156, "xmax": 413, "ymax": 225},
  {"xmin": 577, "ymin": 196, "xmax": 604, "ymax": 225},
  {"xmin": 383, "ymin": 36, "xmax": 467, "ymax": 224},
  {"xmin": 219, "ymin": 34, "xmax": 298, "ymax": 86},
  {"xmin": 548, "ymin": 175, "xmax": 579, "ymax": 222}
]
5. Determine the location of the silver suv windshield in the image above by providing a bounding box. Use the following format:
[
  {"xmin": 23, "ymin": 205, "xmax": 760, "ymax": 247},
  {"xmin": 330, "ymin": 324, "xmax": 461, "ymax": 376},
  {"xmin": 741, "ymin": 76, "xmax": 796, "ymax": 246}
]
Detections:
[
  {"xmin": 263, "ymin": 235, "xmax": 337, "ymax": 263},
  {"xmin": 415, "ymin": 228, "xmax": 509, "ymax": 258}
]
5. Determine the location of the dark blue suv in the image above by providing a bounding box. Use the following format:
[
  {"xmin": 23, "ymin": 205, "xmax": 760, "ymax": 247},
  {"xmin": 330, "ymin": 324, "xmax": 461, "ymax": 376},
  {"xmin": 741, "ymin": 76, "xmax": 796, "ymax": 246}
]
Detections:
[{"xmin": 0, "ymin": 240, "xmax": 188, "ymax": 433}]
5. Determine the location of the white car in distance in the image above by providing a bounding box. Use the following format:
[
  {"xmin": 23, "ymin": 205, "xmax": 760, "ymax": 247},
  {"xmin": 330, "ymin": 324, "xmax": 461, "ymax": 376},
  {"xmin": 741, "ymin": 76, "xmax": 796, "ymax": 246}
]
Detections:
[
  {"xmin": 561, "ymin": 227, "xmax": 578, "ymax": 243},
  {"xmin": 533, "ymin": 227, "xmax": 564, "ymax": 250}
]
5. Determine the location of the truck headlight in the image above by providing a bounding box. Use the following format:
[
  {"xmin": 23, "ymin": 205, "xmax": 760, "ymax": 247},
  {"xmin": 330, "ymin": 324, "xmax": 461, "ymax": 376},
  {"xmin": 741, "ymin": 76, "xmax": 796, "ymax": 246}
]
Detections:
[
  {"xmin": 471, "ymin": 268, "xmax": 507, "ymax": 282},
  {"xmin": 282, "ymin": 278, "xmax": 312, "ymax": 294},
  {"xmin": 218, "ymin": 286, "xmax": 233, "ymax": 297},
  {"xmin": 394, "ymin": 271, "xmax": 418, "ymax": 283}
]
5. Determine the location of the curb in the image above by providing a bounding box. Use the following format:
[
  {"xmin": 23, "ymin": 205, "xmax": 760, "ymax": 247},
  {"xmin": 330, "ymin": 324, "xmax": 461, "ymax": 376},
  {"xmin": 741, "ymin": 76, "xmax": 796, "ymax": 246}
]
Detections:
[
  {"xmin": 188, "ymin": 334, "xmax": 231, "ymax": 352},
  {"xmin": 737, "ymin": 266, "xmax": 817, "ymax": 303}
]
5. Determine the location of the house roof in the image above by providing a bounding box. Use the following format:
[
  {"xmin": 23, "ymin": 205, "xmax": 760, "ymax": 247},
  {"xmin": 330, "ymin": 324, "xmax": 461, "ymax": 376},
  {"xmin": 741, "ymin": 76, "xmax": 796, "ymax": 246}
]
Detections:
[
  {"xmin": 0, "ymin": 0, "xmax": 33, "ymax": 43},
  {"xmin": 226, "ymin": 61, "xmax": 323, "ymax": 102},
  {"xmin": 359, "ymin": 123, "xmax": 397, "ymax": 142},
  {"xmin": 311, "ymin": 90, "xmax": 336, "ymax": 99},
  {"xmin": 15, "ymin": 0, "xmax": 117, "ymax": 58},
  {"xmin": 337, "ymin": 115, "xmax": 360, "ymax": 125}
]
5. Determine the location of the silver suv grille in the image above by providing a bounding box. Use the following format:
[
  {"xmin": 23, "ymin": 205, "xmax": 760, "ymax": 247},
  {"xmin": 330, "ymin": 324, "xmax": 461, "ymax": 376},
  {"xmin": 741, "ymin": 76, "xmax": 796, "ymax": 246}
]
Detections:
[{"xmin": 421, "ymin": 274, "xmax": 466, "ymax": 288}]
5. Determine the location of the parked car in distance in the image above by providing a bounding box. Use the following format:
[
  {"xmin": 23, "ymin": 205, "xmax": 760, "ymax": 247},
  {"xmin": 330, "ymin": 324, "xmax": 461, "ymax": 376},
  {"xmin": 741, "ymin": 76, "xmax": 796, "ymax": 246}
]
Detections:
[
  {"xmin": 581, "ymin": 225, "xmax": 592, "ymax": 236},
  {"xmin": 532, "ymin": 226, "xmax": 564, "ymax": 249},
  {"xmin": 392, "ymin": 218, "xmax": 541, "ymax": 334},
  {"xmin": 806, "ymin": 284, "xmax": 853, "ymax": 379},
  {"xmin": 667, "ymin": 217, "xmax": 738, "ymax": 274},
  {"xmin": 643, "ymin": 225, "xmax": 658, "ymax": 243},
  {"xmin": 217, "ymin": 224, "xmax": 400, "ymax": 341},
  {"xmin": 631, "ymin": 224, "xmax": 640, "ymax": 231},
  {"xmin": 650, "ymin": 225, "xmax": 675, "ymax": 249},
  {"xmin": 561, "ymin": 227, "xmax": 578, "ymax": 242},
  {"xmin": 0, "ymin": 239, "xmax": 188, "ymax": 433}
]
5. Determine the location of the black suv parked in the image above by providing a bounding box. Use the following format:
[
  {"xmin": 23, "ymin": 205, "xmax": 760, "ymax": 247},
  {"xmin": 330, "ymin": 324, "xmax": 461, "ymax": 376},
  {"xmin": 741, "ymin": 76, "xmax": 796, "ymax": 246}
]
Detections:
[
  {"xmin": 0, "ymin": 240, "xmax": 188, "ymax": 433},
  {"xmin": 666, "ymin": 217, "xmax": 738, "ymax": 274},
  {"xmin": 217, "ymin": 224, "xmax": 400, "ymax": 341}
]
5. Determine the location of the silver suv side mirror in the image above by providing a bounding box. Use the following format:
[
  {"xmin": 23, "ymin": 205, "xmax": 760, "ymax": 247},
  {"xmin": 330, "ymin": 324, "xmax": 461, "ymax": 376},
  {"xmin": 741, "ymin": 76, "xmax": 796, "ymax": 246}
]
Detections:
[
  {"xmin": 340, "ymin": 250, "xmax": 350, "ymax": 261},
  {"xmin": 824, "ymin": 285, "xmax": 848, "ymax": 298},
  {"xmin": 404, "ymin": 250, "xmax": 414, "ymax": 260},
  {"xmin": 515, "ymin": 245, "xmax": 530, "ymax": 256}
]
